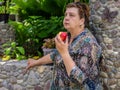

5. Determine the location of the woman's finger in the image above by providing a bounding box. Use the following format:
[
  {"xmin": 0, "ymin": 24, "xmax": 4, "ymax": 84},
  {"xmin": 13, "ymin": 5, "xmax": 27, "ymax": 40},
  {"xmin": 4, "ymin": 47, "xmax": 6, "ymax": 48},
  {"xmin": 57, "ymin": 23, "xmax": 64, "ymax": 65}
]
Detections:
[
  {"xmin": 65, "ymin": 36, "xmax": 68, "ymax": 44},
  {"xmin": 23, "ymin": 65, "xmax": 30, "ymax": 75}
]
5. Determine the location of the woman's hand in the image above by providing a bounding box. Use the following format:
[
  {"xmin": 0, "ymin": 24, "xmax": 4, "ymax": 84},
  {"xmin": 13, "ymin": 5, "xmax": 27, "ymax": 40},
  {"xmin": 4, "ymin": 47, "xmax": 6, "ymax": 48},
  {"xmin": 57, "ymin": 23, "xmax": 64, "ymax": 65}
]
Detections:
[
  {"xmin": 55, "ymin": 33, "xmax": 69, "ymax": 55},
  {"xmin": 23, "ymin": 58, "xmax": 37, "ymax": 74},
  {"xmin": 27, "ymin": 58, "xmax": 37, "ymax": 69}
]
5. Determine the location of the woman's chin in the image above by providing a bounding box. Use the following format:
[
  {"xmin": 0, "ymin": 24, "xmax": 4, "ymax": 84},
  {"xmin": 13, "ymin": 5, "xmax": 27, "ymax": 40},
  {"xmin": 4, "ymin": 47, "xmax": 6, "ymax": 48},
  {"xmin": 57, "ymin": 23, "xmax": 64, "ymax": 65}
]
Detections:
[{"xmin": 64, "ymin": 26, "xmax": 70, "ymax": 30}]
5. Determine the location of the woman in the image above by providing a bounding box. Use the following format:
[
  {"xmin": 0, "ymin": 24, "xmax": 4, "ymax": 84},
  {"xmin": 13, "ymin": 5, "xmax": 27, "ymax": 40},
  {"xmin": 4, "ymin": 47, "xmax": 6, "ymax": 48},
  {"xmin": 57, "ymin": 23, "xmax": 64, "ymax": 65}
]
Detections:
[{"xmin": 26, "ymin": 2, "xmax": 102, "ymax": 90}]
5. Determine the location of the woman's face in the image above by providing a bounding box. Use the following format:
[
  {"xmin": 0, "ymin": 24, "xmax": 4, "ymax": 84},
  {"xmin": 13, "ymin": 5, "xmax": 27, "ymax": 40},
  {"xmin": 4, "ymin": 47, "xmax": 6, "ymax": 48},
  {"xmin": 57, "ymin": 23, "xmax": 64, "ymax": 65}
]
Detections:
[{"xmin": 63, "ymin": 7, "xmax": 83, "ymax": 31}]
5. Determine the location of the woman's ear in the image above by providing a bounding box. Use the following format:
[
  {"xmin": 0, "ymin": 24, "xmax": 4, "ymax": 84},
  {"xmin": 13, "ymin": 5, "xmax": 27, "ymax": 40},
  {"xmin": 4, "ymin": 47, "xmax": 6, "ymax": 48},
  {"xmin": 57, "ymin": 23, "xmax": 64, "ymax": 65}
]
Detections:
[{"xmin": 79, "ymin": 18, "xmax": 85, "ymax": 26}]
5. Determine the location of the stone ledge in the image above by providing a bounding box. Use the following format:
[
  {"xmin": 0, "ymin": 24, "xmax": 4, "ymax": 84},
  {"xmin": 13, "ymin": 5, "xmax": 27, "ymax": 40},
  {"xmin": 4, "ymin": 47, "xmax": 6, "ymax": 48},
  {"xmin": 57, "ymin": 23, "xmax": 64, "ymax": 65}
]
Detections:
[{"xmin": 0, "ymin": 60, "xmax": 53, "ymax": 90}]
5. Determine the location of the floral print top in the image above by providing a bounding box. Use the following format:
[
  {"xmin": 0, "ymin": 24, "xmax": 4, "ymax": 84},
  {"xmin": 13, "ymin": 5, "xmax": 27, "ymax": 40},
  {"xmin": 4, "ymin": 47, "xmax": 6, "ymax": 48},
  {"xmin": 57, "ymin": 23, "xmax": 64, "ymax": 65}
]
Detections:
[{"xmin": 50, "ymin": 28, "xmax": 102, "ymax": 90}]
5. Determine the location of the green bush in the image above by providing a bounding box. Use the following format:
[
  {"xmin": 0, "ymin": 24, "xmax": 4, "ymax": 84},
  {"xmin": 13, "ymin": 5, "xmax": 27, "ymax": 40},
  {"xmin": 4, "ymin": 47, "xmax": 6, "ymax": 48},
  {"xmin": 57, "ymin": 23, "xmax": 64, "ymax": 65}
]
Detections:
[
  {"xmin": 10, "ymin": 0, "xmax": 74, "ymax": 20},
  {"xmin": 4, "ymin": 0, "xmax": 89, "ymax": 60},
  {"xmin": 8, "ymin": 16, "xmax": 65, "ymax": 58},
  {"xmin": 2, "ymin": 41, "xmax": 26, "ymax": 60}
]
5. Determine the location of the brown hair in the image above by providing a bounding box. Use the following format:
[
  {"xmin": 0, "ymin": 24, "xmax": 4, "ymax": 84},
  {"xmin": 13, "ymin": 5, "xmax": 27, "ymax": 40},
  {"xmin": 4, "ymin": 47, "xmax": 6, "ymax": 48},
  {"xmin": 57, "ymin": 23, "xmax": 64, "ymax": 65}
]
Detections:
[{"xmin": 66, "ymin": 2, "xmax": 89, "ymax": 27}]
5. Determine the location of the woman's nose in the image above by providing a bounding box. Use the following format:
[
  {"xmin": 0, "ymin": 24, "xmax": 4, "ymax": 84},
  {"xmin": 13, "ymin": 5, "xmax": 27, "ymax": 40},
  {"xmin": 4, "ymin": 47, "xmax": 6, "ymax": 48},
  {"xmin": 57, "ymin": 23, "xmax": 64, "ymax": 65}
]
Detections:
[{"xmin": 64, "ymin": 16, "xmax": 69, "ymax": 21}]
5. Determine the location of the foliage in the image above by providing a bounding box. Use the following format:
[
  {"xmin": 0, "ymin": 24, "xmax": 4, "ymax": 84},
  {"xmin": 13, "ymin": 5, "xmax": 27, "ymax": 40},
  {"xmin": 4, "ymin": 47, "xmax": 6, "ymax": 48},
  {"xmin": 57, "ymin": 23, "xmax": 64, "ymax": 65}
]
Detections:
[
  {"xmin": 79, "ymin": 0, "xmax": 89, "ymax": 4},
  {"xmin": 0, "ymin": 0, "xmax": 12, "ymax": 13},
  {"xmin": 8, "ymin": 16, "xmax": 65, "ymax": 57},
  {"xmin": 11, "ymin": 0, "xmax": 39, "ymax": 20},
  {"xmin": 9, "ymin": 3, "xmax": 19, "ymax": 14},
  {"xmin": 42, "ymin": 38, "xmax": 55, "ymax": 49},
  {"xmin": 2, "ymin": 41, "xmax": 26, "ymax": 60},
  {"xmin": 8, "ymin": 19, "xmax": 41, "ymax": 57},
  {"xmin": 4, "ymin": 0, "xmax": 89, "ymax": 60},
  {"xmin": 10, "ymin": 0, "xmax": 74, "ymax": 20},
  {"xmin": 8, "ymin": 0, "xmax": 89, "ymax": 20},
  {"xmin": 39, "ymin": 0, "xmax": 74, "ymax": 16}
]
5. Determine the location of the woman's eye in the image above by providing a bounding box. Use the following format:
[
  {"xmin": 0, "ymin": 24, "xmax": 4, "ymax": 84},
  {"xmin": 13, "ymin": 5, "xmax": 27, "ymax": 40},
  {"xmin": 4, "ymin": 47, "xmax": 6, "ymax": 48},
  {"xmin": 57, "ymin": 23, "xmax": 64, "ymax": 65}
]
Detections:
[
  {"xmin": 64, "ymin": 13, "xmax": 67, "ymax": 16},
  {"xmin": 69, "ymin": 14, "xmax": 75, "ymax": 17},
  {"xmin": 64, "ymin": 13, "xmax": 75, "ymax": 17}
]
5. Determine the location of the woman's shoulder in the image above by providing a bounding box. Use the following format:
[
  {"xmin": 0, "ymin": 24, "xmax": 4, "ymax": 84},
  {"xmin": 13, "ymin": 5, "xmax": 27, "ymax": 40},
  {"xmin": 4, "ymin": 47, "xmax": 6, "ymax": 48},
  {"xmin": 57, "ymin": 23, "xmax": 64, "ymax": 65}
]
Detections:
[
  {"xmin": 72, "ymin": 28, "xmax": 101, "ymax": 48},
  {"xmin": 84, "ymin": 28, "xmax": 100, "ymax": 44}
]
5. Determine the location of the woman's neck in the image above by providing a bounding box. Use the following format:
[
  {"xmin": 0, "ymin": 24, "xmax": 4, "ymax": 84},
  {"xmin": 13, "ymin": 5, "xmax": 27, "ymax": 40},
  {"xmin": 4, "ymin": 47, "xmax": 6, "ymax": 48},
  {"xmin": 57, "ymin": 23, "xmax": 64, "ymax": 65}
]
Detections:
[
  {"xmin": 70, "ymin": 27, "xmax": 84, "ymax": 39},
  {"xmin": 69, "ymin": 26, "xmax": 85, "ymax": 44}
]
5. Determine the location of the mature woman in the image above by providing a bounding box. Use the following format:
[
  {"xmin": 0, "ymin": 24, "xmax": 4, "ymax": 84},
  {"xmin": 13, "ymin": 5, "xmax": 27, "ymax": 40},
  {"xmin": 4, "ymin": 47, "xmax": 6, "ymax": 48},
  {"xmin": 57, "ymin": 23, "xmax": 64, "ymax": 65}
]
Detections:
[{"xmin": 26, "ymin": 2, "xmax": 102, "ymax": 90}]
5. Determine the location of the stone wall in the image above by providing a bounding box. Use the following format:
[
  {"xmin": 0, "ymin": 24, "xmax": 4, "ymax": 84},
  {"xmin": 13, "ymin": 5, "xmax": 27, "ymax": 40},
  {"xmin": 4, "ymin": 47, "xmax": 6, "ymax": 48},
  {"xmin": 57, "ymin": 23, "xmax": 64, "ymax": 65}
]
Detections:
[
  {"xmin": 0, "ymin": 24, "xmax": 15, "ymax": 55},
  {"xmin": 0, "ymin": 60, "xmax": 53, "ymax": 90},
  {"xmin": 90, "ymin": 0, "xmax": 120, "ymax": 90}
]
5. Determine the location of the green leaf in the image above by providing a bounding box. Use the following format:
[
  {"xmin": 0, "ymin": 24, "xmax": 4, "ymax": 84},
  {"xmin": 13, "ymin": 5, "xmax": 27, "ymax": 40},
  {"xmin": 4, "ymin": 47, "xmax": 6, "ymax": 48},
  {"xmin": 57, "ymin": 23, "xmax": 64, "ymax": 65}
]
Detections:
[
  {"xmin": 16, "ymin": 54, "xmax": 22, "ymax": 60},
  {"xmin": 4, "ymin": 48, "xmax": 11, "ymax": 55},
  {"xmin": 16, "ymin": 53, "xmax": 26, "ymax": 60},
  {"xmin": 16, "ymin": 47, "xmax": 25, "ymax": 55},
  {"xmin": 37, "ymin": 51, "xmax": 42, "ymax": 57},
  {"xmin": 11, "ymin": 42, "xmax": 16, "ymax": 48},
  {"xmin": 38, "ymin": 31, "xmax": 49, "ymax": 38}
]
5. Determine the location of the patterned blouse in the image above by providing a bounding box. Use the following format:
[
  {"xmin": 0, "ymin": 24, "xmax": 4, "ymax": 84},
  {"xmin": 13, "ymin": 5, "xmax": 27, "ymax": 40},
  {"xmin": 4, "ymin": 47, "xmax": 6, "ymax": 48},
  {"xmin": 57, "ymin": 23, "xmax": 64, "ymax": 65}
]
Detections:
[{"xmin": 50, "ymin": 28, "xmax": 102, "ymax": 90}]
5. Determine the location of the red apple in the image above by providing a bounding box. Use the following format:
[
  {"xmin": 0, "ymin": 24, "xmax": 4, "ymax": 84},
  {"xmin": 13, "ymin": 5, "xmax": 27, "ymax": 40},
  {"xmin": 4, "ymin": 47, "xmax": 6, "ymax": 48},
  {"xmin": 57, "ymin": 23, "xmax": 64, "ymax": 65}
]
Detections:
[{"xmin": 59, "ymin": 32, "xmax": 67, "ymax": 41}]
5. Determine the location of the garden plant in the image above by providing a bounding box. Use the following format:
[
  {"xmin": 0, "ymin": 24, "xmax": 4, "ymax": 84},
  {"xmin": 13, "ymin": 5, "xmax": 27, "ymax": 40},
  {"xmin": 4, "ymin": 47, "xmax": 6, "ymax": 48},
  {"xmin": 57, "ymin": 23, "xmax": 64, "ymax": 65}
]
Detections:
[{"xmin": 2, "ymin": 0, "xmax": 89, "ymax": 60}]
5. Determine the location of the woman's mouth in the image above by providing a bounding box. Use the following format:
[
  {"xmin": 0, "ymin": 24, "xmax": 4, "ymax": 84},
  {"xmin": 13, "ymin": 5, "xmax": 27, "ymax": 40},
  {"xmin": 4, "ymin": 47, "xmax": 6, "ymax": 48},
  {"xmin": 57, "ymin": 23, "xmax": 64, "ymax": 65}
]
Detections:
[{"xmin": 64, "ymin": 23, "xmax": 69, "ymax": 25}]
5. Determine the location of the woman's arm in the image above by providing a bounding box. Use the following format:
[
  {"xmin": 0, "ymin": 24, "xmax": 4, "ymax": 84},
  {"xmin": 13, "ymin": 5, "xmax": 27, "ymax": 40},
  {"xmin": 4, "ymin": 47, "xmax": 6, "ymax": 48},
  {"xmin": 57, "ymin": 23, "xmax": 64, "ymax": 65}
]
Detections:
[
  {"xmin": 55, "ymin": 35, "xmax": 76, "ymax": 76},
  {"xmin": 60, "ymin": 51, "xmax": 76, "ymax": 76},
  {"xmin": 60, "ymin": 50, "xmax": 84, "ymax": 84},
  {"xmin": 26, "ymin": 54, "xmax": 53, "ymax": 70},
  {"xmin": 69, "ymin": 43, "xmax": 101, "ymax": 84}
]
